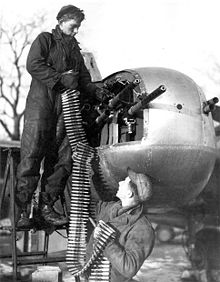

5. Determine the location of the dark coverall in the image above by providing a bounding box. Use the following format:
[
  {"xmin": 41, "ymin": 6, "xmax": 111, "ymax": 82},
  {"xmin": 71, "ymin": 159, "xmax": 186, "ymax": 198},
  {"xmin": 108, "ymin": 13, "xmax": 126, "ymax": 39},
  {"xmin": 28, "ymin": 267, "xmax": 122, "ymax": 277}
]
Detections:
[
  {"xmin": 86, "ymin": 201, "xmax": 155, "ymax": 282},
  {"xmin": 16, "ymin": 25, "xmax": 98, "ymax": 208}
]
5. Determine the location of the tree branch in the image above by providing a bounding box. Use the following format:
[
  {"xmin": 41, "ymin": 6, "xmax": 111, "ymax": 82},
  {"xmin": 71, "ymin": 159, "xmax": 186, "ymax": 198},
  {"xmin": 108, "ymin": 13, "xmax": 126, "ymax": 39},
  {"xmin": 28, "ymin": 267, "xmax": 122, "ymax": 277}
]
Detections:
[
  {"xmin": 0, "ymin": 119, "xmax": 13, "ymax": 139},
  {"xmin": 0, "ymin": 15, "xmax": 46, "ymax": 140}
]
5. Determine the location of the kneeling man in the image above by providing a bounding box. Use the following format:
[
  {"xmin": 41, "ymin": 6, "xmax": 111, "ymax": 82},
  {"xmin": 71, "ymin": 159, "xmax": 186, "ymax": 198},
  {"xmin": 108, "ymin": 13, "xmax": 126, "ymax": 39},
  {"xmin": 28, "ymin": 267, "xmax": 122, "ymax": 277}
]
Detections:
[{"xmin": 87, "ymin": 167, "xmax": 155, "ymax": 282}]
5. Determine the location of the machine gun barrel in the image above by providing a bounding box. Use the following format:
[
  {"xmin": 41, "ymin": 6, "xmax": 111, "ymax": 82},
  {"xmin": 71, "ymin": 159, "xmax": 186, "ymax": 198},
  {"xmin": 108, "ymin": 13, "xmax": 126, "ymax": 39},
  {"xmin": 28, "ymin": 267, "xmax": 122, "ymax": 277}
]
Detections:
[
  {"xmin": 108, "ymin": 79, "xmax": 140, "ymax": 109},
  {"xmin": 128, "ymin": 85, "xmax": 166, "ymax": 116},
  {"xmin": 203, "ymin": 97, "xmax": 219, "ymax": 114},
  {"xmin": 95, "ymin": 109, "xmax": 111, "ymax": 125}
]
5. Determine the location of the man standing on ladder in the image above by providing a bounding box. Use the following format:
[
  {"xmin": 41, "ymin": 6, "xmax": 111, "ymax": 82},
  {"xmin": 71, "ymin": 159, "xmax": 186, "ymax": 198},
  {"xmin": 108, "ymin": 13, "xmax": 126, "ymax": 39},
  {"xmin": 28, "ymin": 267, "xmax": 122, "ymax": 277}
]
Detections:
[{"xmin": 15, "ymin": 5, "xmax": 110, "ymax": 228}]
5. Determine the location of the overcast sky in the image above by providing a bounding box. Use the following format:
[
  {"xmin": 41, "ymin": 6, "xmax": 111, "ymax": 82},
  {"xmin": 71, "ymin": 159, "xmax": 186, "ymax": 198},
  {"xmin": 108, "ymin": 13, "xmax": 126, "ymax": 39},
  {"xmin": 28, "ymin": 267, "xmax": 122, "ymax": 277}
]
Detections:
[{"xmin": 1, "ymin": 0, "xmax": 220, "ymax": 100}]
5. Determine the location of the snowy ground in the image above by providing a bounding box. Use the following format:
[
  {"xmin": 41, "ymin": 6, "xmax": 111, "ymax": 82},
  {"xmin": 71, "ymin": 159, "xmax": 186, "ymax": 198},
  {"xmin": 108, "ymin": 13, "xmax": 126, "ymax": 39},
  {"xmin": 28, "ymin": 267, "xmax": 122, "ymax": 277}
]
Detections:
[{"xmin": 132, "ymin": 242, "xmax": 192, "ymax": 282}]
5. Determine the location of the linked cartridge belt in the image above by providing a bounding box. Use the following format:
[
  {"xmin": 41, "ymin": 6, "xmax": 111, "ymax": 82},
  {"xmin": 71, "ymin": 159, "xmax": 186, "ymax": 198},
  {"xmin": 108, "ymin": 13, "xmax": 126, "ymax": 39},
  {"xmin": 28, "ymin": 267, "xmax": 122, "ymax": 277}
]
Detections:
[{"xmin": 61, "ymin": 89, "xmax": 115, "ymax": 281}]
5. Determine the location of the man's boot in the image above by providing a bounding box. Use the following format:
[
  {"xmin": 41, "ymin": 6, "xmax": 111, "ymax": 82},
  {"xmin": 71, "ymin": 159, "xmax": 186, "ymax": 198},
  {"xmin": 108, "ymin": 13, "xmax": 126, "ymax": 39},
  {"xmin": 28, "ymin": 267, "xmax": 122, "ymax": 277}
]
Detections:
[
  {"xmin": 16, "ymin": 206, "xmax": 34, "ymax": 229},
  {"xmin": 39, "ymin": 192, "xmax": 68, "ymax": 226}
]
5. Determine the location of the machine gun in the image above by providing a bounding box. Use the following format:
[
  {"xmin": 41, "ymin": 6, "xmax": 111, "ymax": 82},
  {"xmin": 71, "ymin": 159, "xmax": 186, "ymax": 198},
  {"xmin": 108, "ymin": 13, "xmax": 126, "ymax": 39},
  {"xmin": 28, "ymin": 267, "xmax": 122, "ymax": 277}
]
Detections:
[
  {"xmin": 95, "ymin": 79, "xmax": 140, "ymax": 126},
  {"xmin": 95, "ymin": 82, "xmax": 166, "ymax": 131},
  {"xmin": 203, "ymin": 97, "xmax": 219, "ymax": 114},
  {"xmin": 108, "ymin": 79, "xmax": 140, "ymax": 109},
  {"xmin": 128, "ymin": 85, "xmax": 166, "ymax": 116}
]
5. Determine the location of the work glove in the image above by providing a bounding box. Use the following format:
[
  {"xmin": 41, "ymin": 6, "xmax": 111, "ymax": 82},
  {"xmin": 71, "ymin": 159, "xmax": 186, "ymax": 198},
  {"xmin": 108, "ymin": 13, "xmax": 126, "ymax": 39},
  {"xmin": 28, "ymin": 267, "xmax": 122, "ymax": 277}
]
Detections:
[
  {"xmin": 95, "ymin": 87, "xmax": 113, "ymax": 104},
  {"xmin": 60, "ymin": 71, "xmax": 79, "ymax": 90}
]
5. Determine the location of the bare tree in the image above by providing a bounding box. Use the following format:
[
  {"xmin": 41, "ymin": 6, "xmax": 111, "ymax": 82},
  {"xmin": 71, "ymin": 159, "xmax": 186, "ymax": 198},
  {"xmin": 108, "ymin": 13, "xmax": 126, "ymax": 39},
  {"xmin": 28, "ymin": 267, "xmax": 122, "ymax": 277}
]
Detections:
[{"xmin": 0, "ymin": 16, "xmax": 45, "ymax": 140}]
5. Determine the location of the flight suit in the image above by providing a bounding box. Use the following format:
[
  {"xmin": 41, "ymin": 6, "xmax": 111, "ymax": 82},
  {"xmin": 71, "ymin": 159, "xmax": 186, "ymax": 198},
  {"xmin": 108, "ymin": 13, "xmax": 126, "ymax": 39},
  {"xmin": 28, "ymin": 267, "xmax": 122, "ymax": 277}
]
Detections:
[{"xmin": 16, "ymin": 25, "xmax": 98, "ymax": 208}]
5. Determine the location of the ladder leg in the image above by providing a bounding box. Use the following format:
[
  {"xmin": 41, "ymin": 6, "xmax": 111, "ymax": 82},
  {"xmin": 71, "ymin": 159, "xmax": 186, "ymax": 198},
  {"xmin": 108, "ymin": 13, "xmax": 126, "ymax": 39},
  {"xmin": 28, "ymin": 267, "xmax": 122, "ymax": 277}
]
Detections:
[
  {"xmin": 43, "ymin": 231, "xmax": 49, "ymax": 263},
  {"xmin": 10, "ymin": 151, "xmax": 18, "ymax": 280},
  {"xmin": 0, "ymin": 150, "xmax": 11, "ymax": 212}
]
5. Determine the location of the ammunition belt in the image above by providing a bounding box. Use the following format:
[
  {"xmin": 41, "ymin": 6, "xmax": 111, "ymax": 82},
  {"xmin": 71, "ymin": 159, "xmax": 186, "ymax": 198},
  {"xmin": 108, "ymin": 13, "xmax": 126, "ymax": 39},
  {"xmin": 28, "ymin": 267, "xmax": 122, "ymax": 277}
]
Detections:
[
  {"xmin": 79, "ymin": 219, "xmax": 116, "ymax": 281},
  {"xmin": 61, "ymin": 89, "xmax": 114, "ymax": 281}
]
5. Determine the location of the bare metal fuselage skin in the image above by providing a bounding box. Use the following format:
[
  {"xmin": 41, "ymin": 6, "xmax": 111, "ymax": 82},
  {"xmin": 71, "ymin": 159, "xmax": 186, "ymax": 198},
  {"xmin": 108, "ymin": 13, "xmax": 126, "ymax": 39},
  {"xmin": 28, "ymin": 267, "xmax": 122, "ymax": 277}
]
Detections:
[{"xmin": 95, "ymin": 67, "xmax": 217, "ymax": 208}]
